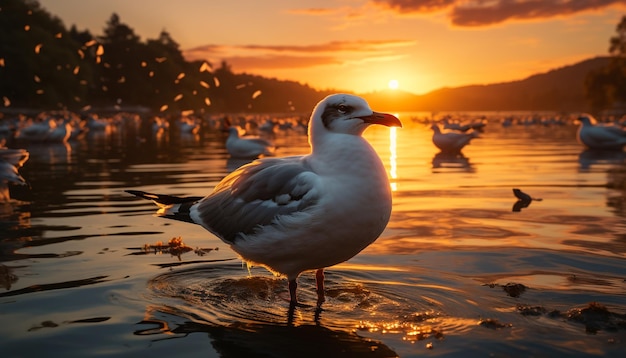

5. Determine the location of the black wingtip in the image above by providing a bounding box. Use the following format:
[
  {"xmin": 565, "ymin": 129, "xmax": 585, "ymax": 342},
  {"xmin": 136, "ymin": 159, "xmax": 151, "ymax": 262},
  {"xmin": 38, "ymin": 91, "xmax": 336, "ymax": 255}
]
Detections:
[
  {"xmin": 125, "ymin": 189, "xmax": 151, "ymax": 198},
  {"xmin": 125, "ymin": 189, "xmax": 202, "ymax": 206}
]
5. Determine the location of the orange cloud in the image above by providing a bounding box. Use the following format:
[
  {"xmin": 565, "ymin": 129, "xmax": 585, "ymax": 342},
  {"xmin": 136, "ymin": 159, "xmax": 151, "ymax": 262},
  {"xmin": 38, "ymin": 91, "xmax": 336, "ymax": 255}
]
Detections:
[
  {"xmin": 286, "ymin": 7, "xmax": 338, "ymax": 16},
  {"xmin": 211, "ymin": 55, "xmax": 340, "ymax": 70},
  {"xmin": 239, "ymin": 39, "xmax": 415, "ymax": 53},
  {"xmin": 183, "ymin": 39, "xmax": 415, "ymax": 70},
  {"xmin": 373, "ymin": 0, "xmax": 625, "ymax": 26}
]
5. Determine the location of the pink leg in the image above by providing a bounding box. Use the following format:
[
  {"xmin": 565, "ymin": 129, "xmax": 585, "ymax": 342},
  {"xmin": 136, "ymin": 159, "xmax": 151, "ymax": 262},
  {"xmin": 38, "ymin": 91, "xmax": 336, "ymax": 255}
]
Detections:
[{"xmin": 315, "ymin": 269, "xmax": 325, "ymax": 304}]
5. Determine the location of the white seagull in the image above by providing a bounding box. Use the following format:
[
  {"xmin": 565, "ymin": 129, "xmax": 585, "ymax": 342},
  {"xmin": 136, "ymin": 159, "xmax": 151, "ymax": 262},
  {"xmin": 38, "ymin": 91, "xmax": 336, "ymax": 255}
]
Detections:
[
  {"xmin": 576, "ymin": 114, "xmax": 626, "ymax": 151},
  {"xmin": 225, "ymin": 126, "xmax": 276, "ymax": 159},
  {"xmin": 431, "ymin": 123, "xmax": 479, "ymax": 154},
  {"xmin": 127, "ymin": 94, "xmax": 402, "ymax": 306},
  {"xmin": 0, "ymin": 147, "xmax": 29, "ymax": 202}
]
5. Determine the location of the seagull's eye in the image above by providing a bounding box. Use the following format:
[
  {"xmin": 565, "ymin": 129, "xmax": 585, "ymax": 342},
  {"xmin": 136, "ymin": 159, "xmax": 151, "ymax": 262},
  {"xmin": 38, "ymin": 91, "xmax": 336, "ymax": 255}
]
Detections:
[{"xmin": 337, "ymin": 105, "xmax": 349, "ymax": 114}]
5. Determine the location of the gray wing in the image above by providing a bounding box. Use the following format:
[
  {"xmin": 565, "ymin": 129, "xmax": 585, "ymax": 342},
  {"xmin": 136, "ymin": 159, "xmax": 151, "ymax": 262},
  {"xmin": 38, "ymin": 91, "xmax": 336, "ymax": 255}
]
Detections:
[{"xmin": 194, "ymin": 156, "xmax": 320, "ymax": 242}]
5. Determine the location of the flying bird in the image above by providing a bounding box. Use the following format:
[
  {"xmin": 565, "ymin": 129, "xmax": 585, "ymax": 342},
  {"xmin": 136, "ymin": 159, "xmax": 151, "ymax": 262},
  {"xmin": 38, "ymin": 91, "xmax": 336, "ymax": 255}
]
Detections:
[
  {"xmin": 576, "ymin": 114, "xmax": 626, "ymax": 151},
  {"xmin": 126, "ymin": 94, "xmax": 402, "ymax": 306}
]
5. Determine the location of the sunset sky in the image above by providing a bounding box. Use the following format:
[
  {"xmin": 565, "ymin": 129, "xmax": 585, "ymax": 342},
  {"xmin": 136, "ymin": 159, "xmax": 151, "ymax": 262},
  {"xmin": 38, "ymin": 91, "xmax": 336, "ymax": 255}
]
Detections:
[{"xmin": 37, "ymin": 0, "xmax": 625, "ymax": 95}]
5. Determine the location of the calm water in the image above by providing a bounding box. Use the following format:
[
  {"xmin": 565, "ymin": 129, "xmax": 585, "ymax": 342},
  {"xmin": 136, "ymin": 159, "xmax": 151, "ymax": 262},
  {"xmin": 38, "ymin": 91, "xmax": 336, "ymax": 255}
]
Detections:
[{"xmin": 1, "ymin": 112, "xmax": 625, "ymax": 357}]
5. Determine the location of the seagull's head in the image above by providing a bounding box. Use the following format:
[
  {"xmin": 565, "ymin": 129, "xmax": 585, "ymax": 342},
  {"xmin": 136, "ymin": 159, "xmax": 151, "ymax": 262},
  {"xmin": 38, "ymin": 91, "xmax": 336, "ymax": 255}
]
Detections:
[
  {"xmin": 577, "ymin": 113, "xmax": 596, "ymax": 126},
  {"xmin": 310, "ymin": 94, "xmax": 402, "ymax": 137}
]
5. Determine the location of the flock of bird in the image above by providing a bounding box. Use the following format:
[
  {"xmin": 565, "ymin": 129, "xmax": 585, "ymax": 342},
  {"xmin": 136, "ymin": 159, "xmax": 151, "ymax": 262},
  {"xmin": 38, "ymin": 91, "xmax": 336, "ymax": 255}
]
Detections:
[
  {"xmin": 427, "ymin": 112, "xmax": 626, "ymax": 155},
  {"xmin": 2, "ymin": 94, "xmax": 626, "ymax": 308}
]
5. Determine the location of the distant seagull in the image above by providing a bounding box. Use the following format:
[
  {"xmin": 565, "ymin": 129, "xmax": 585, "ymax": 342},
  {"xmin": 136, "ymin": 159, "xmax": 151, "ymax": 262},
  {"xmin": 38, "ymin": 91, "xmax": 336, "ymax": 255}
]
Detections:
[
  {"xmin": 126, "ymin": 94, "xmax": 402, "ymax": 306},
  {"xmin": 15, "ymin": 118, "xmax": 71, "ymax": 143},
  {"xmin": 0, "ymin": 147, "xmax": 29, "ymax": 202},
  {"xmin": 512, "ymin": 188, "xmax": 542, "ymax": 212},
  {"xmin": 86, "ymin": 114, "xmax": 110, "ymax": 131},
  {"xmin": 178, "ymin": 116, "xmax": 201, "ymax": 135},
  {"xmin": 225, "ymin": 126, "xmax": 276, "ymax": 159},
  {"xmin": 431, "ymin": 123, "xmax": 479, "ymax": 154},
  {"xmin": 576, "ymin": 114, "xmax": 626, "ymax": 151}
]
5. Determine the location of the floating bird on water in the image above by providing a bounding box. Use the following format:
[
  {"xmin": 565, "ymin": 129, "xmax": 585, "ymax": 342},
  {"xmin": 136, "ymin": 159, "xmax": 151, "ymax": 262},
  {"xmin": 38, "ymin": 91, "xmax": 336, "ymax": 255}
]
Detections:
[
  {"xmin": 431, "ymin": 123, "xmax": 479, "ymax": 154},
  {"xmin": 225, "ymin": 126, "xmax": 276, "ymax": 159},
  {"xmin": 126, "ymin": 94, "xmax": 402, "ymax": 306},
  {"xmin": 576, "ymin": 114, "xmax": 626, "ymax": 151},
  {"xmin": 15, "ymin": 118, "xmax": 71, "ymax": 143},
  {"xmin": 0, "ymin": 147, "xmax": 29, "ymax": 202},
  {"xmin": 512, "ymin": 188, "xmax": 542, "ymax": 212}
]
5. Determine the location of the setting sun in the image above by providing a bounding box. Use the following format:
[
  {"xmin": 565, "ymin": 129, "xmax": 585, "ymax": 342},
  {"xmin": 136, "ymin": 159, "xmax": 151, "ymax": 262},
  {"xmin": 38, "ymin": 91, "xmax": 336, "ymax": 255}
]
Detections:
[{"xmin": 388, "ymin": 79, "xmax": 399, "ymax": 90}]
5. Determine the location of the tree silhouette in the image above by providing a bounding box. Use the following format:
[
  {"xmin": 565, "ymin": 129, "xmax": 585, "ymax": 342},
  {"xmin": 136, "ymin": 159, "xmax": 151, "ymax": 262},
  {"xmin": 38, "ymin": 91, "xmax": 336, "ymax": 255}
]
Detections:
[
  {"xmin": 586, "ymin": 15, "xmax": 626, "ymax": 113},
  {"xmin": 0, "ymin": 0, "xmax": 88, "ymax": 109},
  {"xmin": 97, "ymin": 13, "xmax": 147, "ymax": 107},
  {"xmin": 0, "ymin": 0, "xmax": 325, "ymax": 113}
]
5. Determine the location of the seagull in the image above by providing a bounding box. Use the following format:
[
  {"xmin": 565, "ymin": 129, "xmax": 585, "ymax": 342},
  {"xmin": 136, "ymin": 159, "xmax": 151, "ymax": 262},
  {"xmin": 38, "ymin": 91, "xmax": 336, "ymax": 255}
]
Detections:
[
  {"xmin": 576, "ymin": 114, "xmax": 626, "ymax": 151},
  {"xmin": 225, "ymin": 126, "xmax": 276, "ymax": 159},
  {"xmin": 15, "ymin": 118, "xmax": 71, "ymax": 143},
  {"xmin": 512, "ymin": 188, "xmax": 542, "ymax": 212},
  {"xmin": 0, "ymin": 147, "xmax": 29, "ymax": 202},
  {"xmin": 431, "ymin": 123, "xmax": 479, "ymax": 154},
  {"xmin": 126, "ymin": 94, "xmax": 402, "ymax": 306}
]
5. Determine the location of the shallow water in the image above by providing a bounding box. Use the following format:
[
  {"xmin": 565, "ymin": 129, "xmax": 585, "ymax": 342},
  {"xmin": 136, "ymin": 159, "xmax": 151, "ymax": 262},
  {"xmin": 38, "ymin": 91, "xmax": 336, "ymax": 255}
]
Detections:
[{"xmin": 1, "ymin": 113, "xmax": 625, "ymax": 357}]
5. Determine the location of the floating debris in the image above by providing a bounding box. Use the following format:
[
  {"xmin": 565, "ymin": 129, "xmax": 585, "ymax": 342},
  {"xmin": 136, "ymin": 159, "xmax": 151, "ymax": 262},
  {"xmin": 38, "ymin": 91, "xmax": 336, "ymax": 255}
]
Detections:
[
  {"xmin": 502, "ymin": 282, "xmax": 527, "ymax": 297},
  {"xmin": 514, "ymin": 301, "xmax": 626, "ymax": 334},
  {"xmin": 484, "ymin": 282, "xmax": 528, "ymax": 298},
  {"xmin": 128, "ymin": 237, "xmax": 217, "ymax": 261},
  {"xmin": 478, "ymin": 318, "xmax": 512, "ymax": 329},
  {"xmin": 512, "ymin": 188, "xmax": 542, "ymax": 212},
  {"xmin": 517, "ymin": 305, "xmax": 547, "ymax": 316},
  {"xmin": 566, "ymin": 302, "xmax": 626, "ymax": 334}
]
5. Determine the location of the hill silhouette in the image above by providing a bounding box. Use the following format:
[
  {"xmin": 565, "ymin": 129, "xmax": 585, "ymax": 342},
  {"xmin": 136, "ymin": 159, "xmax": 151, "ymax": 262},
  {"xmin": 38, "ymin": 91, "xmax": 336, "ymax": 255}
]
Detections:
[{"xmin": 362, "ymin": 57, "xmax": 610, "ymax": 112}]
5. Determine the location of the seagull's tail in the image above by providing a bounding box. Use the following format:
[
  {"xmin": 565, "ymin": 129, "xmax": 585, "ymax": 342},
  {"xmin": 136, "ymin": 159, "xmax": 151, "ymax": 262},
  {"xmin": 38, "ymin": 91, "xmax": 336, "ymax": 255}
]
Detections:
[{"xmin": 125, "ymin": 190, "xmax": 203, "ymax": 224}]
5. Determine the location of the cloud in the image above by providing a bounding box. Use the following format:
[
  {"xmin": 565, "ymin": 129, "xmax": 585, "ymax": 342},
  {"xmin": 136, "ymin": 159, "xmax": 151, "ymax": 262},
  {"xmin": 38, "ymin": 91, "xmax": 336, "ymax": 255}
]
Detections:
[
  {"xmin": 373, "ymin": 0, "xmax": 625, "ymax": 26},
  {"xmin": 286, "ymin": 7, "xmax": 339, "ymax": 16},
  {"xmin": 239, "ymin": 39, "xmax": 415, "ymax": 53},
  {"xmin": 374, "ymin": 0, "xmax": 455, "ymax": 13},
  {"xmin": 212, "ymin": 55, "xmax": 341, "ymax": 70},
  {"xmin": 183, "ymin": 39, "xmax": 415, "ymax": 70}
]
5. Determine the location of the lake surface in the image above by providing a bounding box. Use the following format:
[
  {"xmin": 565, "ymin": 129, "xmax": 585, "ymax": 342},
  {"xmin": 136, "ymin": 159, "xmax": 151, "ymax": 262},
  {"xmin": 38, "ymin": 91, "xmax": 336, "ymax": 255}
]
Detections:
[{"xmin": 1, "ymin": 112, "xmax": 625, "ymax": 357}]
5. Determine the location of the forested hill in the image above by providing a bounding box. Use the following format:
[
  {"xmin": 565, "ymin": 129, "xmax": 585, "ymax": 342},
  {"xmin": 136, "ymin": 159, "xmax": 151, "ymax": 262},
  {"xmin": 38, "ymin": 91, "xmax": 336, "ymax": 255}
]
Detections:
[
  {"xmin": 0, "ymin": 0, "xmax": 610, "ymax": 114},
  {"xmin": 364, "ymin": 57, "xmax": 611, "ymax": 112}
]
